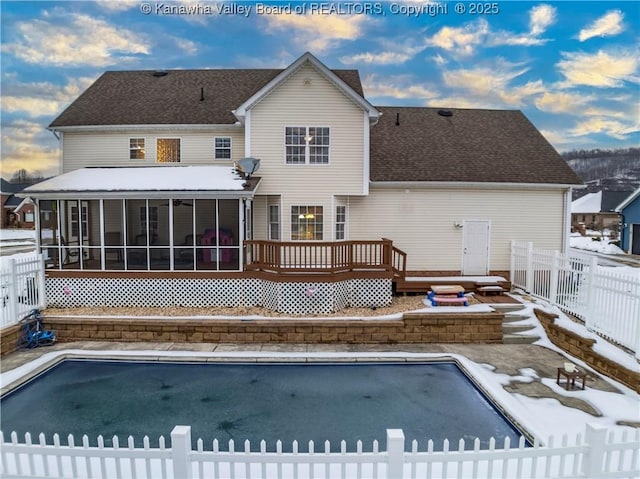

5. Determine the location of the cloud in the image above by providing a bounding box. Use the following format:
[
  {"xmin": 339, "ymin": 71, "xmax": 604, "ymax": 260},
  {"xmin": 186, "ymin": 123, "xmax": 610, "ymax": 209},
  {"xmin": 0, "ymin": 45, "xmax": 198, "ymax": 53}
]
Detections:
[
  {"xmin": 556, "ymin": 49, "xmax": 638, "ymax": 88},
  {"xmin": 1, "ymin": 77, "xmax": 97, "ymax": 118},
  {"xmin": 262, "ymin": 13, "xmax": 369, "ymax": 53},
  {"xmin": 529, "ymin": 4, "xmax": 556, "ymax": 36},
  {"xmin": 569, "ymin": 117, "xmax": 639, "ymax": 140},
  {"xmin": 1, "ymin": 120, "xmax": 60, "ymax": 178},
  {"xmin": 2, "ymin": 12, "xmax": 150, "ymax": 67},
  {"xmin": 439, "ymin": 61, "xmax": 545, "ymax": 107},
  {"xmin": 539, "ymin": 129, "xmax": 574, "ymax": 147},
  {"xmin": 362, "ymin": 74, "xmax": 439, "ymax": 101},
  {"xmin": 426, "ymin": 18, "xmax": 489, "ymax": 56},
  {"xmin": 340, "ymin": 51, "xmax": 414, "ymax": 65},
  {"xmin": 96, "ymin": 0, "xmax": 140, "ymax": 12},
  {"xmin": 578, "ymin": 10, "xmax": 625, "ymax": 42},
  {"xmin": 535, "ymin": 91, "xmax": 593, "ymax": 115}
]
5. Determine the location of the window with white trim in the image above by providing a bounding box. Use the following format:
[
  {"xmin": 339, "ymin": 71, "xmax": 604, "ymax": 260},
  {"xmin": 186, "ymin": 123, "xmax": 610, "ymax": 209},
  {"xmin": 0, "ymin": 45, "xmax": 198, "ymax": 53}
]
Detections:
[
  {"xmin": 285, "ymin": 127, "xmax": 329, "ymax": 164},
  {"xmin": 268, "ymin": 205, "xmax": 280, "ymax": 240},
  {"xmin": 336, "ymin": 205, "xmax": 346, "ymax": 240},
  {"xmin": 129, "ymin": 138, "xmax": 145, "ymax": 160},
  {"xmin": 157, "ymin": 138, "xmax": 180, "ymax": 163},
  {"xmin": 215, "ymin": 137, "xmax": 232, "ymax": 160},
  {"xmin": 291, "ymin": 206, "xmax": 323, "ymax": 241}
]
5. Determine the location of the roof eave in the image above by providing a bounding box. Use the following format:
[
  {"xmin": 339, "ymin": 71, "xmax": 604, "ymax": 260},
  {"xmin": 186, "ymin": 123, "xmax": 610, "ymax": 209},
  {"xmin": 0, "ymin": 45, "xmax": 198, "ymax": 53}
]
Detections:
[
  {"xmin": 48, "ymin": 123, "xmax": 243, "ymax": 132},
  {"xmin": 369, "ymin": 181, "xmax": 584, "ymax": 190},
  {"xmin": 615, "ymin": 187, "xmax": 640, "ymax": 212}
]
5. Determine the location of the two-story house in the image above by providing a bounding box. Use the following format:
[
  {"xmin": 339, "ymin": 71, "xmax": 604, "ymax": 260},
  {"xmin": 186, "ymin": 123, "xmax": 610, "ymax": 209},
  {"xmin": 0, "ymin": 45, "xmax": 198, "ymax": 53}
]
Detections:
[{"xmin": 23, "ymin": 52, "xmax": 582, "ymax": 313}]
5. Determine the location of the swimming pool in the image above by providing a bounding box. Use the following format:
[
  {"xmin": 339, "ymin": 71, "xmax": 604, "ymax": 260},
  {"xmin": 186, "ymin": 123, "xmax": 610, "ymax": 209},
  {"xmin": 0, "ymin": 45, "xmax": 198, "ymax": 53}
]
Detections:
[{"xmin": 0, "ymin": 360, "xmax": 526, "ymax": 451}]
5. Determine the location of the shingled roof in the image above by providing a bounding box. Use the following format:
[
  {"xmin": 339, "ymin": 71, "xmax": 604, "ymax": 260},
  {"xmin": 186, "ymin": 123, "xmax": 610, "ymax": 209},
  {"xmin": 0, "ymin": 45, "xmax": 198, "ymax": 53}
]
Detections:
[
  {"xmin": 370, "ymin": 106, "xmax": 582, "ymax": 185},
  {"xmin": 49, "ymin": 68, "xmax": 364, "ymax": 128}
]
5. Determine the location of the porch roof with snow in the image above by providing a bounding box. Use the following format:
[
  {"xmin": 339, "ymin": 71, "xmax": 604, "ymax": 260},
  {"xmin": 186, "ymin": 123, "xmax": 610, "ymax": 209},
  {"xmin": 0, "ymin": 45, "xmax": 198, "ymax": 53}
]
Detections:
[{"xmin": 20, "ymin": 166, "xmax": 260, "ymax": 200}]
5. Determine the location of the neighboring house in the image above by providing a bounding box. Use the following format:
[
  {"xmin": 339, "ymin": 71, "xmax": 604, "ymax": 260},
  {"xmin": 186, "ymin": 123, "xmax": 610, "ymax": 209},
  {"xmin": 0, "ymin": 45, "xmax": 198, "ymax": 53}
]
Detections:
[
  {"xmin": 570, "ymin": 190, "xmax": 631, "ymax": 236},
  {"xmin": 21, "ymin": 52, "xmax": 582, "ymax": 313},
  {"xmin": 615, "ymin": 188, "xmax": 640, "ymax": 255},
  {"xmin": 1, "ymin": 179, "xmax": 37, "ymax": 229}
]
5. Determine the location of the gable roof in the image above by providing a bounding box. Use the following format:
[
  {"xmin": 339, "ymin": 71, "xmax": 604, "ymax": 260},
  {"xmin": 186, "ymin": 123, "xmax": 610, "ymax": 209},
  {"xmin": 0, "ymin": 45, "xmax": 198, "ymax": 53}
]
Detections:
[
  {"xmin": 573, "ymin": 190, "xmax": 634, "ymax": 213},
  {"xmin": 369, "ymin": 106, "xmax": 583, "ymax": 185},
  {"xmin": 234, "ymin": 52, "xmax": 378, "ymax": 121},
  {"xmin": 49, "ymin": 65, "xmax": 364, "ymax": 128},
  {"xmin": 615, "ymin": 187, "xmax": 640, "ymax": 212}
]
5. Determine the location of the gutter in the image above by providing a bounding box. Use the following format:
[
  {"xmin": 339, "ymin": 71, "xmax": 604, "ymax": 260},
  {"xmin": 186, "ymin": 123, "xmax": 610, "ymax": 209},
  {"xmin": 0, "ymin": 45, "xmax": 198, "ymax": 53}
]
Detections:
[
  {"xmin": 47, "ymin": 123, "xmax": 243, "ymax": 133},
  {"xmin": 370, "ymin": 181, "xmax": 586, "ymax": 190}
]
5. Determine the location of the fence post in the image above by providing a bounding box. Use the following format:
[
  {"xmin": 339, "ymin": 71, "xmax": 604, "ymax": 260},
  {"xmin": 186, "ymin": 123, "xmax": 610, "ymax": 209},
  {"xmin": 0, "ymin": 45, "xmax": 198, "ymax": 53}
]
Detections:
[
  {"xmin": 525, "ymin": 242, "xmax": 534, "ymax": 293},
  {"xmin": 550, "ymin": 251, "xmax": 559, "ymax": 306},
  {"xmin": 386, "ymin": 429, "xmax": 405, "ymax": 479},
  {"xmin": 582, "ymin": 423, "xmax": 607, "ymax": 478},
  {"xmin": 36, "ymin": 254, "xmax": 46, "ymax": 309},
  {"xmin": 510, "ymin": 240, "xmax": 515, "ymax": 285},
  {"xmin": 171, "ymin": 425, "xmax": 192, "ymax": 479},
  {"xmin": 7, "ymin": 258, "xmax": 19, "ymax": 326},
  {"xmin": 584, "ymin": 256, "xmax": 598, "ymax": 330}
]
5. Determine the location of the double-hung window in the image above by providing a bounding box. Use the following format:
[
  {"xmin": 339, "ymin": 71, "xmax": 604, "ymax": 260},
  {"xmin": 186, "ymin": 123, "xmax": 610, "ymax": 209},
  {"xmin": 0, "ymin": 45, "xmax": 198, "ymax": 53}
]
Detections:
[
  {"xmin": 268, "ymin": 205, "xmax": 280, "ymax": 240},
  {"xmin": 336, "ymin": 206, "xmax": 346, "ymax": 240},
  {"xmin": 129, "ymin": 138, "xmax": 145, "ymax": 160},
  {"xmin": 285, "ymin": 127, "xmax": 329, "ymax": 164},
  {"xmin": 157, "ymin": 138, "xmax": 181, "ymax": 163},
  {"xmin": 215, "ymin": 137, "xmax": 232, "ymax": 160}
]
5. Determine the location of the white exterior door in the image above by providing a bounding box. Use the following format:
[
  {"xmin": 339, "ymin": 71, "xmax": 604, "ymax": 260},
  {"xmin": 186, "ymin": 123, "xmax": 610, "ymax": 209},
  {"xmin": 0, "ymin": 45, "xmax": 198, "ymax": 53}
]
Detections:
[{"xmin": 462, "ymin": 220, "xmax": 490, "ymax": 275}]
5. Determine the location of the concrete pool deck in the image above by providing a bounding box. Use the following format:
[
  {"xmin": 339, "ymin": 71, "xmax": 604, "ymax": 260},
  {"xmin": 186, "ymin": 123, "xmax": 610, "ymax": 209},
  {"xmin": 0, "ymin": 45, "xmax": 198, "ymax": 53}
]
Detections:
[{"xmin": 0, "ymin": 340, "xmax": 623, "ymax": 421}]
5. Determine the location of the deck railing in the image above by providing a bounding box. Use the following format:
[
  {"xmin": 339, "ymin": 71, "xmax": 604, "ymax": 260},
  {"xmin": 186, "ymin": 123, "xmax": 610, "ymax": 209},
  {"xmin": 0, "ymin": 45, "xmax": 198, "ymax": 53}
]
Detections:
[{"xmin": 244, "ymin": 239, "xmax": 401, "ymax": 276}]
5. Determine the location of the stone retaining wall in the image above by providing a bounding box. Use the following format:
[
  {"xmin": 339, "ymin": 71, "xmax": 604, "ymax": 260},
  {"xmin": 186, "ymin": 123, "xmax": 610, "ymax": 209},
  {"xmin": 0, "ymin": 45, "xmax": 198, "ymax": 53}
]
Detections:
[
  {"xmin": 1, "ymin": 312, "xmax": 503, "ymax": 355},
  {"xmin": 534, "ymin": 308, "xmax": 640, "ymax": 394}
]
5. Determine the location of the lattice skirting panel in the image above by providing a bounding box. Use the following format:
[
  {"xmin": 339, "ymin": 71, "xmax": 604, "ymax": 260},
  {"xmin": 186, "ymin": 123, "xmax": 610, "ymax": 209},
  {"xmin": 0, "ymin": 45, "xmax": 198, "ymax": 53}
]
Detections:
[{"xmin": 45, "ymin": 277, "xmax": 392, "ymax": 314}]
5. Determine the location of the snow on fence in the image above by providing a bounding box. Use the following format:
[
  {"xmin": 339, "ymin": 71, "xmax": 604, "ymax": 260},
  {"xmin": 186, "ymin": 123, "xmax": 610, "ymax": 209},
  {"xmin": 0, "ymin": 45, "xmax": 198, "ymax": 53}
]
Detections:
[
  {"xmin": 511, "ymin": 241, "xmax": 640, "ymax": 359},
  {"xmin": 1, "ymin": 424, "xmax": 638, "ymax": 479},
  {"xmin": 0, "ymin": 253, "xmax": 46, "ymax": 328}
]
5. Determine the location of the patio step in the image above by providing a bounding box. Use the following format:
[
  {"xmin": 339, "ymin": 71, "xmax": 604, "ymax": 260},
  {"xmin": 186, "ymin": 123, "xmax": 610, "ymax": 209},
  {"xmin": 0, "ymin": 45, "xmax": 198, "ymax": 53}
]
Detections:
[
  {"xmin": 503, "ymin": 333, "xmax": 540, "ymax": 345},
  {"xmin": 491, "ymin": 304, "xmax": 526, "ymax": 314},
  {"xmin": 503, "ymin": 312, "xmax": 527, "ymax": 323},
  {"xmin": 503, "ymin": 323, "xmax": 536, "ymax": 334}
]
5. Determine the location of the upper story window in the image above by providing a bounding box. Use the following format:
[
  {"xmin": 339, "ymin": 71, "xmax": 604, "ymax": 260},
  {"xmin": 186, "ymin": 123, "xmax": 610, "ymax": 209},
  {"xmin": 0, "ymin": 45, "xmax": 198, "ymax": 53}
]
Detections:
[
  {"xmin": 215, "ymin": 137, "xmax": 232, "ymax": 160},
  {"xmin": 157, "ymin": 138, "xmax": 181, "ymax": 163},
  {"xmin": 130, "ymin": 138, "xmax": 145, "ymax": 160},
  {"xmin": 285, "ymin": 127, "xmax": 329, "ymax": 164}
]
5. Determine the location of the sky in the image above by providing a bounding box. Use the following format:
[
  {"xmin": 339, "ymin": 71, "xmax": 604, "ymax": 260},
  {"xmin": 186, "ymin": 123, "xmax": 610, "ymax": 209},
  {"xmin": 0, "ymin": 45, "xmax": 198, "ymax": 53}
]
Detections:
[{"xmin": 0, "ymin": 0, "xmax": 638, "ymax": 180}]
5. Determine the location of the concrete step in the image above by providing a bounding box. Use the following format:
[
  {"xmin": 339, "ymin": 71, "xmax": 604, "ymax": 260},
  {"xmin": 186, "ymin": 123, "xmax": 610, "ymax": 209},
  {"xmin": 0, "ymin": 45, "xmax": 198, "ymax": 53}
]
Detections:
[
  {"xmin": 492, "ymin": 304, "xmax": 526, "ymax": 313},
  {"xmin": 503, "ymin": 323, "xmax": 536, "ymax": 334},
  {"xmin": 503, "ymin": 333, "xmax": 540, "ymax": 345},
  {"xmin": 503, "ymin": 312, "xmax": 529, "ymax": 323}
]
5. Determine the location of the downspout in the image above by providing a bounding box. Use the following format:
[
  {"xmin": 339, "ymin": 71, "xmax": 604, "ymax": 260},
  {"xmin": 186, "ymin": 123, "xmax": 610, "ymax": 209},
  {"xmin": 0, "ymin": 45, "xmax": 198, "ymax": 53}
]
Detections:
[{"xmin": 562, "ymin": 187, "xmax": 572, "ymax": 254}]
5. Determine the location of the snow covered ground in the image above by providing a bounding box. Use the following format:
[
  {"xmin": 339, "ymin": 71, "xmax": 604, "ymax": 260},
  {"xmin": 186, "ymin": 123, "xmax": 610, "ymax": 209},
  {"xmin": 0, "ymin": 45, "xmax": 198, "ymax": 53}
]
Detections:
[{"xmin": 570, "ymin": 233, "xmax": 625, "ymax": 255}]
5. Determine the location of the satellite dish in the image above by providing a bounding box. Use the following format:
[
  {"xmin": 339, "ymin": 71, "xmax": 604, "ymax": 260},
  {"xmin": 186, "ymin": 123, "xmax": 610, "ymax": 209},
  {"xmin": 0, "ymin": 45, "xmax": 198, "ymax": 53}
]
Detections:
[{"xmin": 234, "ymin": 157, "xmax": 261, "ymax": 179}]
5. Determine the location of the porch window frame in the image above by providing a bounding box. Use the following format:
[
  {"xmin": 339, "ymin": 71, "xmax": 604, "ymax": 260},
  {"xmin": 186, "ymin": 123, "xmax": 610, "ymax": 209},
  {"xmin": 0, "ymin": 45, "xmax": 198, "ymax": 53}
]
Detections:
[{"xmin": 156, "ymin": 137, "xmax": 182, "ymax": 163}]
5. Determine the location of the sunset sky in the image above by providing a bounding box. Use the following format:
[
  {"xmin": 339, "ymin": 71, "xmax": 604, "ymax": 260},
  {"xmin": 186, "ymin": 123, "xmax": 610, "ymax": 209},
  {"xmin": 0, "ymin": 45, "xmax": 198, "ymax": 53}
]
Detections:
[{"xmin": 1, "ymin": 0, "xmax": 638, "ymax": 179}]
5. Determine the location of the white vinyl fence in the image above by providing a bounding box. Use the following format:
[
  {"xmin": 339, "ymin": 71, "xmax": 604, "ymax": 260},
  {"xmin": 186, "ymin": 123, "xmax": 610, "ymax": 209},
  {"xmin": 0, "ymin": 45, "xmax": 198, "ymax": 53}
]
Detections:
[
  {"xmin": 510, "ymin": 241, "xmax": 640, "ymax": 359},
  {"xmin": 0, "ymin": 254, "xmax": 46, "ymax": 328},
  {"xmin": 1, "ymin": 424, "xmax": 638, "ymax": 479}
]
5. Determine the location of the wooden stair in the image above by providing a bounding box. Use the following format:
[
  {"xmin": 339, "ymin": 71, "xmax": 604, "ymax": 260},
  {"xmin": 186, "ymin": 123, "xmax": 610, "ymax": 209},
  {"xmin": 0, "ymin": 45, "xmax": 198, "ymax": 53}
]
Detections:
[{"xmin": 394, "ymin": 277, "xmax": 512, "ymax": 295}]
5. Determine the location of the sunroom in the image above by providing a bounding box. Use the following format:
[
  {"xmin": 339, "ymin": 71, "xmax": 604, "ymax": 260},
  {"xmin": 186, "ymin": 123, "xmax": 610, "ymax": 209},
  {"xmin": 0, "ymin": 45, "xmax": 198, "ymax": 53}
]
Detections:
[{"xmin": 22, "ymin": 166, "xmax": 259, "ymax": 272}]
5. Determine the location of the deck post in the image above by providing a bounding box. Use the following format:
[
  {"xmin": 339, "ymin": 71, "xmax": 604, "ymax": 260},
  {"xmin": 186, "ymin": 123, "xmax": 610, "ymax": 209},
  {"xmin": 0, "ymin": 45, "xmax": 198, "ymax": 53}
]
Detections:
[
  {"xmin": 171, "ymin": 425, "xmax": 192, "ymax": 479},
  {"xmin": 386, "ymin": 429, "xmax": 405, "ymax": 478}
]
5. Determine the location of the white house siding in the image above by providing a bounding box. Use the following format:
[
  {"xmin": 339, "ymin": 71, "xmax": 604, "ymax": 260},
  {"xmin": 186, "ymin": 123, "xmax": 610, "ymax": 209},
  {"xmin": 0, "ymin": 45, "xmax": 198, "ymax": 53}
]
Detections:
[
  {"xmin": 348, "ymin": 187, "xmax": 566, "ymax": 271},
  {"xmin": 248, "ymin": 64, "xmax": 367, "ymax": 242},
  {"xmin": 61, "ymin": 128, "xmax": 245, "ymax": 172}
]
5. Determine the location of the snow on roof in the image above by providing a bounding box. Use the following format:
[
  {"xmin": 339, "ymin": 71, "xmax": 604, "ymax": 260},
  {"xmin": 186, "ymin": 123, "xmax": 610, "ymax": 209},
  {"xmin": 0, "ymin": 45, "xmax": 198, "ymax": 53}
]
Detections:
[
  {"xmin": 571, "ymin": 191, "xmax": 602, "ymax": 213},
  {"xmin": 22, "ymin": 166, "xmax": 255, "ymax": 196}
]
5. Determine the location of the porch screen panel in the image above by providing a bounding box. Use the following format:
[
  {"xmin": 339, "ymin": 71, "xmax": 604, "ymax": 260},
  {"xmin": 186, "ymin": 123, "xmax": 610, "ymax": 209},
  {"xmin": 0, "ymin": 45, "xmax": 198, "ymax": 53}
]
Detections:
[
  {"xmin": 218, "ymin": 199, "xmax": 240, "ymax": 270},
  {"xmin": 61, "ymin": 200, "xmax": 82, "ymax": 269},
  {"xmin": 149, "ymin": 199, "xmax": 169, "ymax": 270},
  {"xmin": 195, "ymin": 199, "xmax": 218, "ymax": 270},
  {"xmin": 173, "ymin": 200, "xmax": 195, "ymax": 270},
  {"xmin": 103, "ymin": 200, "xmax": 124, "ymax": 270},
  {"xmin": 125, "ymin": 199, "xmax": 148, "ymax": 269},
  {"xmin": 41, "ymin": 200, "xmax": 60, "ymax": 269},
  {"xmin": 82, "ymin": 200, "xmax": 101, "ymax": 269}
]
